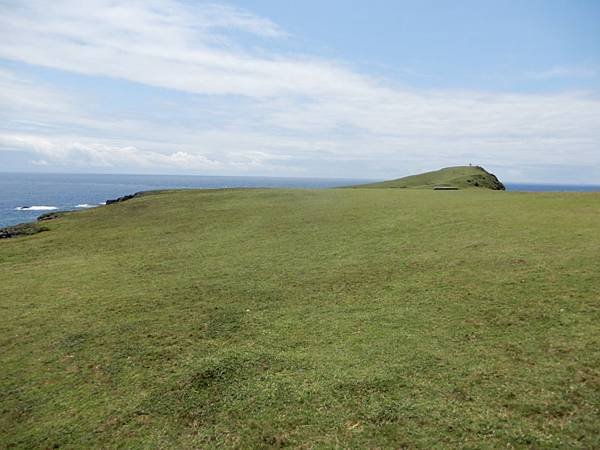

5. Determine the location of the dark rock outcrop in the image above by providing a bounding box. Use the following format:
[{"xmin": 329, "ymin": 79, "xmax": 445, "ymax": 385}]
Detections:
[
  {"xmin": 37, "ymin": 212, "xmax": 65, "ymax": 221},
  {"xmin": 473, "ymin": 166, "xmax": 506, "ymax": 190},
  {"xmin": 0, "ymin": 223, "xmax": 48, "ymax": 239},
  {"xmin": 105, "ymin": 192, "xmax": 144, "ymax": 205}
]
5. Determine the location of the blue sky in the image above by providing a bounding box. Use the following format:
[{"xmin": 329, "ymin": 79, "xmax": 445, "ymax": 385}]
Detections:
[
  {"xmin": 0, "ymin": 0, "xmax": 599, "ymax": 183},
  {"xmin": 236, "ymin": 0, "xmax": 600, "ymax": 90}
]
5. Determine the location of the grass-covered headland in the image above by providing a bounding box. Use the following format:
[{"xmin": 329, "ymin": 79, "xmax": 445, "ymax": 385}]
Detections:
[
  {"xmin": 358, "ymin": 165, "xmax": 506, "ymax": 190},
  {"xmin": 1, "ymin": 187, "xmax": 599, "ymax": 448}
]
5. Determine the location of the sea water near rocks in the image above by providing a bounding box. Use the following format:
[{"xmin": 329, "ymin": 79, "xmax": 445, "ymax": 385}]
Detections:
[
  {"xmin": 1, "ymin": 173, "xmax": 599, "ymax": 228},
  {"xmin": 0, "ymin": 173, "xmax": 371, "ymax": 228}
]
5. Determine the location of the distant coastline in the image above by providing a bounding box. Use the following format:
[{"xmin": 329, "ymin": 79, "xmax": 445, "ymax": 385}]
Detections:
[
  {"xmin": 1, "ymin": 173, "xmax": 599, "ymax": 229},
  {"xmin": 0, "ymin": 173, "xmax": 374, "ymax": 228}
]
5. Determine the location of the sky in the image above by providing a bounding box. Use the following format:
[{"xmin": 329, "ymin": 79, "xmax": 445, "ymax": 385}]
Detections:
[{"xmin": 0, "ymin": 0, "xmax": 599, "ymax": 183}]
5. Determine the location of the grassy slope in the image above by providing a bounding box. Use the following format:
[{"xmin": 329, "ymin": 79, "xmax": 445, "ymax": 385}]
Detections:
[
  {"xmin": 357, "ymin": 166, "xmax": 505, "ymax": 190},
  {"xmin": 1, "ymin": 188, "xmax": 599, "ymax": 448}
]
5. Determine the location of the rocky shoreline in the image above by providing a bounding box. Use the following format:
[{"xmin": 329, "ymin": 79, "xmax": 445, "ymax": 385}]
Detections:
[
  {"xmin": 105, "ymin": 191, "xmax": 145, "ymax": 205},
  {"xmin": 1, "ymin": 191, "xmax": 148, "ymax": 240},
  {"xmin": 0, "ymin": 223, "xmax": 48, "ymax": 239}
]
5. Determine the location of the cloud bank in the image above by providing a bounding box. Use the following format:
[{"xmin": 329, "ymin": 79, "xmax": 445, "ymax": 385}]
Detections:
[{"xmin": 0, "ymin": 0, "xmax": 599, "ymax": 182}]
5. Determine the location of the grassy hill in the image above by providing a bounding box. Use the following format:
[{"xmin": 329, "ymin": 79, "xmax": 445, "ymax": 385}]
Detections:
[
  {"xmin": 1, "ymin": 188, "xmax": 599, "ymax": 448},
  {"xmin": 356, "ymin": 165, "xmax": 506, "ymax": 190}
]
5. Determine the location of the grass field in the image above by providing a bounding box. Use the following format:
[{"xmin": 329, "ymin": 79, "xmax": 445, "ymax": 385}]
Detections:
[{"xmin": 1, "ymin": 188, "xmax": 599, "ymax": 448}]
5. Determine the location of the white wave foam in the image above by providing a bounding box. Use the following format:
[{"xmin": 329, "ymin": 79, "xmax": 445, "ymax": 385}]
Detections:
[
  {"xmin": 76, "ymin": 204, "xmax": 98, "ymax": 208},
  {"xmin": 15, "ymin": 206, "xmax": 58, "ymax": 211}
]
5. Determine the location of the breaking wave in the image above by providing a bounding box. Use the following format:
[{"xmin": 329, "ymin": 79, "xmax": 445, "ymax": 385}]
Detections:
[{"xmin": 15, "ymin": 206, "xmax": 58, "ymax": 211}]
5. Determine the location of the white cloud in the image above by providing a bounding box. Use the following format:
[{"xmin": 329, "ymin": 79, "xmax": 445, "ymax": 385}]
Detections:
[
  {"xmin": 526, "ymin": 65, "xmax": 598, "ymax": 80},
  {"xmin": 0, "ymin": 134, "xmax": 221, "ymax": 170},
  {"xmin": 0, "ymin": 0, "xmax": 371, "ymax": 98},
  {"xmin": 0, "ymin": 68, "xmax": 75, "ymax": 116},
  {"xmin": 195, "ymin": 3, "xmax": 285, "ymax": 37}
]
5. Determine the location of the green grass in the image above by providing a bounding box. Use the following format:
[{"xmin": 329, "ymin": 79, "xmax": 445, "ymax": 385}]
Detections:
[
  {"xmin": 1, "ymin": 188, "xmax": 598, "ymax": 448},
  {"xmin": 356, "ymin": 165, "xmax": 506, "ymax": 190}
]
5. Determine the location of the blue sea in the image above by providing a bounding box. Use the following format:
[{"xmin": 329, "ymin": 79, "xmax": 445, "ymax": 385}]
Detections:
[
  {"xmin": 0, "ymin": 173, "xmax": 599, "ymax": 228},
  {"xmin": 505, "ymin": 183, "xmax": 600, "ymax": 192},
  {"xmin": 0, "ymin": 173, "xmax": 371, "ymax": 228}
]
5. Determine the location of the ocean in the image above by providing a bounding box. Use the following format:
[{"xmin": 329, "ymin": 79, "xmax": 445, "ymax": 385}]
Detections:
[
  {"xmin": 0, "ymin": 173, "xmax": 371, "ymax": 228},
  {"xmin": 1, "ymin": 173, "xmax": 598, "ymax": 228}
]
